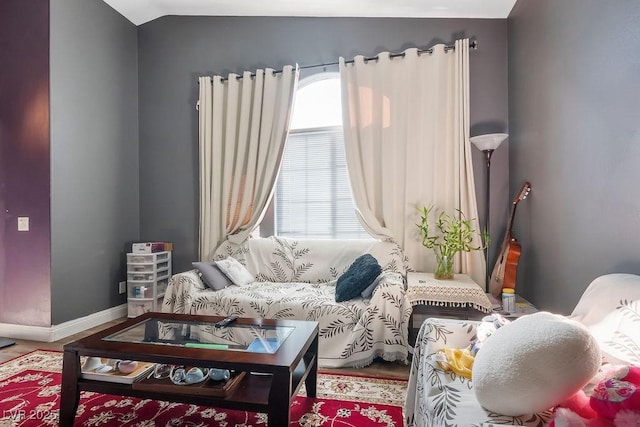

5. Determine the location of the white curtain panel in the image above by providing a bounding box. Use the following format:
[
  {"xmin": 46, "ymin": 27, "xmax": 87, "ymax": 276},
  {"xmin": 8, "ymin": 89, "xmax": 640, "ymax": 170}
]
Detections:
[
  {"xmin": 197, "ymin": 66, "xmax": 299, "ymax": 260},
  {"xmin": 339, "ymin": 39, "xmax": 484, "ymax": 285}
]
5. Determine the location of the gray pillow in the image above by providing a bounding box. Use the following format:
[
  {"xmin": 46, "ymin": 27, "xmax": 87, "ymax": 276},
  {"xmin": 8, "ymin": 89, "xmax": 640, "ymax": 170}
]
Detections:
[
  {"xmin": 360, "ymin": 273, "xmax": 384, "ymax": 299},
  {"xmin": 192, "ymin": 262, "xmax": 233, "ymax": 290}
]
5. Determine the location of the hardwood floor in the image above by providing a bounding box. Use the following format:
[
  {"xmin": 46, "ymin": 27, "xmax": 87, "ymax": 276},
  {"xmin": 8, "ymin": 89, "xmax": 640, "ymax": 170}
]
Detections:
[{"xmin": 0, "ymin": 318, "xmax": 410, "ymax": 380}]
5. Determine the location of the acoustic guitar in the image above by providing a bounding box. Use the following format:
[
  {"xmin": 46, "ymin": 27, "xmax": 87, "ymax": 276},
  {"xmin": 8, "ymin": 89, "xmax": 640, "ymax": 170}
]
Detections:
[{"xmin": 489, "ymin": 181, "xmax": 531, "ymax": 298}]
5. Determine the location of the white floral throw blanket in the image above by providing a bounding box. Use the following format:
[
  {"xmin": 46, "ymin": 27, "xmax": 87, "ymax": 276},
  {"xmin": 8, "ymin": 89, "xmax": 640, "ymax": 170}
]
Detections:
[{"xmin": 163, "ymin": 236, "xmax": 413, "ymax": 368}]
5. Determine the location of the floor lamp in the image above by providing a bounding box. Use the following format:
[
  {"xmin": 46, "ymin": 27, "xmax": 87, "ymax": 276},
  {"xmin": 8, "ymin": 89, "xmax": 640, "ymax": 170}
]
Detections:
[{"xmin": 470, "ymin": 133, "xmax": 508, "ymax": 293}]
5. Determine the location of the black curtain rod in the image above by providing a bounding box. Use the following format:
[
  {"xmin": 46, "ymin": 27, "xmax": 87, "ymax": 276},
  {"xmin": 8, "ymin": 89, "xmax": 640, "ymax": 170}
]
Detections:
[
  {"xmin": 300, "ymin": 38, "xmax": 478, "ymax": 71},
  {"xmin": 210, "ymin": 39, "xmax": 478, "ymax": 83}
]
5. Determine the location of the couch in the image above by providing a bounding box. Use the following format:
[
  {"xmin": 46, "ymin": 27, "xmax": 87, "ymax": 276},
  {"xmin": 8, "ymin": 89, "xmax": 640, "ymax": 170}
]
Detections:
[
  {"xmin": 404, "ymin": 273, "xmax": 640, "ymax": 426},
  {"xmin": 162, "ymin": 236, "xmax": 412, "ymax": 368}
]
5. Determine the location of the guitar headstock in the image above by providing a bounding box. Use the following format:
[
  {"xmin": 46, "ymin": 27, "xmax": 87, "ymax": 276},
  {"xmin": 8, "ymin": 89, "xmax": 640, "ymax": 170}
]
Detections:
[{"xmin": 514, "ymin": 181, "xmax": 531, "ymax": 204}]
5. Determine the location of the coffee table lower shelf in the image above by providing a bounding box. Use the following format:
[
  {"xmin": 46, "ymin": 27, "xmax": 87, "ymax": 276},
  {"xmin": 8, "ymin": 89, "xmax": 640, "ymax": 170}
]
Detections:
[
  {"xmin": 75, "ymin": 355, "xmax": 316, "ymax": 414},
  {"xmin": 132, "ymin": 370, "xmax": 246, "ymax": 397}
]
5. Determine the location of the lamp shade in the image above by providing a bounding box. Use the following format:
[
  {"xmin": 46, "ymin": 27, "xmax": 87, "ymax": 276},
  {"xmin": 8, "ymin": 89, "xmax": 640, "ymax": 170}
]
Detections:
[{"xmin": 470, "ymin": 133, "xmax": 508, "ymax": 151}]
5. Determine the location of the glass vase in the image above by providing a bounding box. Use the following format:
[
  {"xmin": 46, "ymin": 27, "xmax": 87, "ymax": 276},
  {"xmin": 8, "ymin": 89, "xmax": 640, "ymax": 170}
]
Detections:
[{"xmin": 434, "ymin": 254, "xmax": 454, "ymax": 280}]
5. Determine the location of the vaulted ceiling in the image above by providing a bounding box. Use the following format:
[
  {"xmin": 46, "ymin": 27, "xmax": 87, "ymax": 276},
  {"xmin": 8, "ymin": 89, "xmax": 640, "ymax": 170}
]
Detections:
[{"xmin": 102, "ymin": 0, "xmax": 517, "ymax": 26}]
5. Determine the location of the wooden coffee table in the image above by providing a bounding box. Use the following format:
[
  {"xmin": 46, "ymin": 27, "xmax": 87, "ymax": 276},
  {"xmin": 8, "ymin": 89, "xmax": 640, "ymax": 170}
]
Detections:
[{"xmin": 60, "ymin": 312, "xmax": 319, "ymax": 427}]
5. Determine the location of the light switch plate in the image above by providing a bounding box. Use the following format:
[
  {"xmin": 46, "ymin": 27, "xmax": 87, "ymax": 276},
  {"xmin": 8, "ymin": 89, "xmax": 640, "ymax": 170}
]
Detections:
[{"xmin": 17, "ymin": 217, "xmax": 29, "ymax": 231}]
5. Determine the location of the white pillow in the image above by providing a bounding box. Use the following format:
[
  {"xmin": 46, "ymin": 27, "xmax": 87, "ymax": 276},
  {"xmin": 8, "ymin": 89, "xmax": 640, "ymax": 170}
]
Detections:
[
  {"xmin": 215, "ymin": 257, "xmax": 254, "ymax": 286},
  {"xmin": 472, "ymin": 312, "xmax": 601, "ymax": 416}
]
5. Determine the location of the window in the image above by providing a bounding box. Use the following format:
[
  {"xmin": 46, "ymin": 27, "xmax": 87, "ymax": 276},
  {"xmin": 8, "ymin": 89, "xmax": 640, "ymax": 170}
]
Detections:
[{"xmin": 273, "ymin": 73, "xmax": 370, "ymax": 239}]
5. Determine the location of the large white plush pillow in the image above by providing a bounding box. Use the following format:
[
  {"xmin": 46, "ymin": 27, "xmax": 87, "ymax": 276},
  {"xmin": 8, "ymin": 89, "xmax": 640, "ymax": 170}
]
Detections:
[
  {"xmin": 215, "ymin": 257, "xmax": 254, "ymax": 286},
  {"xmin": 472, "ymin": 312, "xmax": 601, "ymax": 416}
]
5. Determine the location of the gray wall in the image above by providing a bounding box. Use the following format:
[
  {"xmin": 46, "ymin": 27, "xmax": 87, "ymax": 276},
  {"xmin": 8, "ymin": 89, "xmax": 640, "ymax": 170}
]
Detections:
[
  {"xmin": 50, "ymin": 0, "xmax": 139, "ymax": 324},
  {"xmin": 508, "ymin": 0, "xmax": 640, "ymax": 313},
  {"xmin": 138, "ymin": 17, "xmax": 509, "ymax": 274}
]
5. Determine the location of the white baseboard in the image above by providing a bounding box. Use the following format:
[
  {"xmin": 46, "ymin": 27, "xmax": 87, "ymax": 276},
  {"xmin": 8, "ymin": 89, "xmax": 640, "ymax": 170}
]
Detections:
[{"xmin": 0, "ymin": 304, "xmax": 127, "ymax": 343}]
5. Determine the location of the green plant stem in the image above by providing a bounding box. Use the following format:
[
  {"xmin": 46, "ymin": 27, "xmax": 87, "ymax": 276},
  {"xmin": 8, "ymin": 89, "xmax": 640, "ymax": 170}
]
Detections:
[{"xmin": 416, "ymin": 205, "xmax": 488, "ymax": 270}]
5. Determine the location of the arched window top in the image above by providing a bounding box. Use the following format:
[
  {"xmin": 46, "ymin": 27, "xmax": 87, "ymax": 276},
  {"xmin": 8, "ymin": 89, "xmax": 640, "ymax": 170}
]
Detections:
[
  {"xmin": 273, "ymin": 72, "xmax": 370, "ymax": 240},
  {"xmin": 290, "ymin": 72, "xmax": 342, "ymax": 130}
]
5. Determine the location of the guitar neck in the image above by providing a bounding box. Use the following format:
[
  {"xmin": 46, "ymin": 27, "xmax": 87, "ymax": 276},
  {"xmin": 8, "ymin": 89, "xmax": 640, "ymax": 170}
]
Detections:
[
  {"xmin": 503, "ymin": 182, "xmax": 531, "ymax": 239},
  {"xmin": 504, "ymin": 200, "xmax": 519, "ymax": 238}
]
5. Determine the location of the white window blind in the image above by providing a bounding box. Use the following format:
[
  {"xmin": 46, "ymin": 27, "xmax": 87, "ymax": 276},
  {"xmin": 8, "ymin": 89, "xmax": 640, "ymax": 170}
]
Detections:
[{"xmin": 275, "ymin": 126, "xmax": 371, "ymax": 239}]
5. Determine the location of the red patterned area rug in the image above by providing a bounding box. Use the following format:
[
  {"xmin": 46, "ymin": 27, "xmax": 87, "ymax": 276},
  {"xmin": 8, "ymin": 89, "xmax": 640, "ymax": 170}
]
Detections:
[{"xmin": 0, "ymin": 350, "xmax": 407, "ymax": 426}]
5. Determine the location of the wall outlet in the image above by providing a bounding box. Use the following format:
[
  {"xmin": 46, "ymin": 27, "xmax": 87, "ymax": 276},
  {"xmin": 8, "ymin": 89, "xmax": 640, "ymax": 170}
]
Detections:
[
  {"xmin": 17, "ymin": 216, "xmax": 29, "ymax": 231},
  {"xmin": 118, "ymin": 281, "xmax": 126, "ymax": 294}
]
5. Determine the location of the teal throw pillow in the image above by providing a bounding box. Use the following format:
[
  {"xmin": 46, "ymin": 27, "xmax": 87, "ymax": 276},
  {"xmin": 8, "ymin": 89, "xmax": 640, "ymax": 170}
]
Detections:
[{"xmin": 335, "ymin": 254, "xmax": 382, "ymax": 302}]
